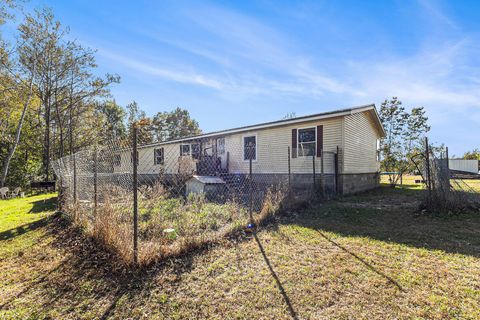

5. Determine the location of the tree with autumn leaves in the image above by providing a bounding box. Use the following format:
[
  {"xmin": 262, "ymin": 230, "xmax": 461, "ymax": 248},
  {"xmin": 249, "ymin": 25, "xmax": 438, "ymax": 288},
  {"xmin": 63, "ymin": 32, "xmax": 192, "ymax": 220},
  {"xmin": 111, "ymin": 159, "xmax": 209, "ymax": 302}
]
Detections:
[{"xmin": 0, "ymin": 4, "xmax": 200, "ymax": 188}]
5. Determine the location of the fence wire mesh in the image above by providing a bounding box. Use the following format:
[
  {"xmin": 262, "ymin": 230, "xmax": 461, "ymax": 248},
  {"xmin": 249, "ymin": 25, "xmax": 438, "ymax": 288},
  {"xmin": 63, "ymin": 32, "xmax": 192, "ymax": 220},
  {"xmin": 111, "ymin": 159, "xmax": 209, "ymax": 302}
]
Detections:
[
  {"xmin": 52, "ymin": 128, "xmax": 340, "ymax": 265},
  {"xmin": 410, "ymin": 138, "xmax": 480, "ymax": 213}
]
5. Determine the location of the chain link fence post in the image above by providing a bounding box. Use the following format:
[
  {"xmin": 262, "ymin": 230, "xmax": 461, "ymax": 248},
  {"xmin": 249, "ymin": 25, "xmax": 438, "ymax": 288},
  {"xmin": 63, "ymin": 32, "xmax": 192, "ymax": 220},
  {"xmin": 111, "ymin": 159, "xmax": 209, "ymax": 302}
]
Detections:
[
  {"xmin": 312, "ymin": 154, "xmax": 316, "ymax": 194},
  {"xmin": 73, "ymin": 152, "xmax": 77, "ymax": 219},
  {"xmin": 287, "ymin": 146, "xmax": 291, "ymax": 196},
  {"xmin": 320, "ymin": 149, "xmax": 325, "ymax": 198},
  {"xmin": 445, "ymin": 146, "xmax": 450, "ymax": 179},
  {"xmin": 248, "ymin": 142, "xmax": 254, "ymax": 224},
  {"xmin": 132, "ymin": 126, "xmax": 139, "ymax": 265},
  {"xmin": 93, "ymin": 144, "xmax": 98, "ymax": 215},
  {"xmin": 425, "ymin": 137, "xmax": 432, "ymax": 204},
  {"xmin": 334, "ymin": 147, "xmax": 339, "ymax": 195}
]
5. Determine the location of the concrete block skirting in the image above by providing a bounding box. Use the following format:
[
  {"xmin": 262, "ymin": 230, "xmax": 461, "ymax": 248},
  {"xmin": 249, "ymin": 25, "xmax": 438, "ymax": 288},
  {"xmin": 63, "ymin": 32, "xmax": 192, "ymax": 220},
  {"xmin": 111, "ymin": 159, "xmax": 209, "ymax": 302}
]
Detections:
[{"xmin": 339, "ymin": 172, "xmax": 380, "ymax": 195}]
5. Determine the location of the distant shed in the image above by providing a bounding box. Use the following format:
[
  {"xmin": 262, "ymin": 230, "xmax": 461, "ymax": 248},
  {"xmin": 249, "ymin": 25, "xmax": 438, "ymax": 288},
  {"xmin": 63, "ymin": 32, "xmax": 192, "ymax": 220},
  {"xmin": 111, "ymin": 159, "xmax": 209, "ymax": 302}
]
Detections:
[
  {"xmin": 449, "ymin": 159, "xmax": 479, "ymax": 174},
  {"xmin": 186, "ymin": 175, "xmax": 227, "ymax": 200}
]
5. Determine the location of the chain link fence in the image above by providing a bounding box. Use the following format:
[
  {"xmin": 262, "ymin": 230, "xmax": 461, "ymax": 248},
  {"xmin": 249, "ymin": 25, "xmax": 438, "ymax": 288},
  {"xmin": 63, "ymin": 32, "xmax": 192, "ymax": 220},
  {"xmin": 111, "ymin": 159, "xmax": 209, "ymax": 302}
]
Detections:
[
  {"xmin": 411, "ymin": 137, "xmax": 480, "ymax": 213},
  {"xmin": 52, "ymin": 127, "xmax": 341, "ymax": 265}
]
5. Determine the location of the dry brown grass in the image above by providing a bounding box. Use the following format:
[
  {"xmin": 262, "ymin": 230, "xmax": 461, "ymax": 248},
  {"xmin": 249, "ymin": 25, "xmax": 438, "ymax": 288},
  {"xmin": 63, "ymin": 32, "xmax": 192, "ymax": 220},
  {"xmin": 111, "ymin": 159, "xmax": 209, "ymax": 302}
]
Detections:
[
  {"xmin": 136, "ymin": 187, "xmax": 287, "ymax": 266},
  {"xmin": 91, "ymin": 197, "xmax": 134, "ymax": 264},
  {"xmin": 69, "ymin": 182, "xmax": 287, "ymax": 267}
]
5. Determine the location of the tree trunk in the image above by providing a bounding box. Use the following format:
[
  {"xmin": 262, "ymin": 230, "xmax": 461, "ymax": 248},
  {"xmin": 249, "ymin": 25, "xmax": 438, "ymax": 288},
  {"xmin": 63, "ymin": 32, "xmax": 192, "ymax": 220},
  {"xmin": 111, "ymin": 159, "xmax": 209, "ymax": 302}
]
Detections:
[
  {"xmin": 44, "ymin": 92, "xmax": 51, "ymax": 181},
  {"xmin": 0, "ymin": 70, "xmax": 36, "ymax": 187},
  {"xmin": 43, "ymin": 59, "xmax": 52, "ymax": 182},
  {"xmin": 54, "ymin": 78, "xmax": 64, "ymax": 158}
]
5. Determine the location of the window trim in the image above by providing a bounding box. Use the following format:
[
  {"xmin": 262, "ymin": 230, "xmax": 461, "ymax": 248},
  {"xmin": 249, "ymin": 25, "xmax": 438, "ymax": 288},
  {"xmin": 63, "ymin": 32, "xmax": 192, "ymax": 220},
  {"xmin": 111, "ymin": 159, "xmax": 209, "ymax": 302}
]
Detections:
[
  {"xmin": 154, "ymin": 148, "xmax": 164, "ymax": 165},
  {"xmin": 242, "ymin": 134, "xmax": 258, "ymax": 162},
  {"xmin": 180, "ymin": 143, "xmax": 191, "ymax": 156},
  {"xmin": 296, "ymin": 126, "xmax": 317, "ymax": 158}
]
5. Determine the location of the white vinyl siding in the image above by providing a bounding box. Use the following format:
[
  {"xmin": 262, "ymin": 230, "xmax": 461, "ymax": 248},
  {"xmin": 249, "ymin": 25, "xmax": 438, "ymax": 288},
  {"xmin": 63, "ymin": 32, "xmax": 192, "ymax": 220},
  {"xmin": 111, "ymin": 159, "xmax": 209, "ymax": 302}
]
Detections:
[
  {"xmin": 115, "ymin": 143, "xmax": 181, "ymax": 174},
  {"xmin": 226, "ymin": 117, "xmax": 342, "ymax": 174},
  {"xmin": 343, "ymin": 111, "xmax": 381, "ymax": 174}
]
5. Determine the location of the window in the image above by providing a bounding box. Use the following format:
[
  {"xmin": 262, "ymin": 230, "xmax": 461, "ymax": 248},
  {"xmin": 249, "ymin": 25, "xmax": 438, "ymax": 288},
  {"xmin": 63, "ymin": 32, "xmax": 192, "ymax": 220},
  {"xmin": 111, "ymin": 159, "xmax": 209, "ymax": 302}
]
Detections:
[
  {"xmin": 217, "ymin": 138, "xmax": 225, "ymax": 155},
  {"xmin": 130, "ymin": 151, "xmax": 139, "ymax": 165},
  {"xmin": 154, "ymin": 148, "xmax": 164, "ymax": 165},
  {"xmin": 181, "ymin": 143, "xmax": 201, "ymax": 159},
  {"xmin": 298, "ymin": 127, "xmax": 316, "ymax": 157},
  {"xmin": 113, "ymin": 154, "xmax": 121, "ymax": 166},
  {"xmin": 243, "ymin": 135, "xmax": 256, "ymax": 161},
  {"xmin": 181, "ymin": 144, "xmax": 190, "ymax": 156},
  {"xmin": 191, "ymin": 143, "xmax": 201, "ymax": 160}
]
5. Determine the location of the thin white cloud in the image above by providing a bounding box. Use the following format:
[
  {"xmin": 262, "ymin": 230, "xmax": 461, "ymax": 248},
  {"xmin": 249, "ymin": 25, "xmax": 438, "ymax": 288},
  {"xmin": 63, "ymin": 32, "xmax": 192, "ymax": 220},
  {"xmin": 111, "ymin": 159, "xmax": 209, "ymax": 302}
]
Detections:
[
  {"xmin": 417, "ymin": 0, "xmax": 459, "ymax": 30},
  {"xmin": 98, "ymin": 49, "xmax": 224, "ymax": 89},
  {"xmin": 96, "ymin": 1, "xmax": 480, "ymax": 130},
  {"xmin": 353, "ymin": 39, "xmax": 480, "ymax": 112},
  {"xmin": 134, "ymin": 3, "xmax": 362, "ymax": 98}
]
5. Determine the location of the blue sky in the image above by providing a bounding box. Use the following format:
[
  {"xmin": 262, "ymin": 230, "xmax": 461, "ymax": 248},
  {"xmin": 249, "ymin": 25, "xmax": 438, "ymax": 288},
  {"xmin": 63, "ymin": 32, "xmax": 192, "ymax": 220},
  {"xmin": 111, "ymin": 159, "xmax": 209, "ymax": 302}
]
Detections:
[{"xmin": 17, "ymin": 0, "xmax": 480, "ymax": 155}]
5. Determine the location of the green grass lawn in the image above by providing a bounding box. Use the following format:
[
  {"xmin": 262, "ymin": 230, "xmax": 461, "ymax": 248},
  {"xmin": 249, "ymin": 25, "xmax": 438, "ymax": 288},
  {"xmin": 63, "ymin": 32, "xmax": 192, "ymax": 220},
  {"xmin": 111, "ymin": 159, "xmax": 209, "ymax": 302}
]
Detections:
[
  {"xmin": 0, "ymin": 193, "xmax": 57, "ymax": 234},
  {"xmin": 1, "ymin": 186, "xmax": 479, "ymax": 319}
]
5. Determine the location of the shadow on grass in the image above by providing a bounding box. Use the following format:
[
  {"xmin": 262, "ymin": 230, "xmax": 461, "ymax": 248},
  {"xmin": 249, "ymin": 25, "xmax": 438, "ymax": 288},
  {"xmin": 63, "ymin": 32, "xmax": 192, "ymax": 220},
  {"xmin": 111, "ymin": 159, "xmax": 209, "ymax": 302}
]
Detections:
[
  {"xmin": 254, "ymin": 233, "xmax": 298, "ymax": 320},
  {"xmin": 0, "ymin": 212, "xmax": 60, "ymax": 241},
  {"xmin": 29, "ymin": 197, "xmax": 58, "ymax": 213},
  {"xmin": 0, "ymin": 261, "xmax": 65, "ymax": 309},
  {"xmin": 6, "ymin": 185, "xmax": 477, "ymax": 318},
  {"xmin": 314, "ymin": 230, "xmax": 405, "ymax": 292},
  {"xmin": 287, "ymin": 186, "xmax": 480, "ymax": 258},
  {"xmin": 2, "ymin": 211, "xmax": 301, "ymax": 319},
  {"xmin": 0, "ymin": 213, "xmax": 208, "ymax": 319}
]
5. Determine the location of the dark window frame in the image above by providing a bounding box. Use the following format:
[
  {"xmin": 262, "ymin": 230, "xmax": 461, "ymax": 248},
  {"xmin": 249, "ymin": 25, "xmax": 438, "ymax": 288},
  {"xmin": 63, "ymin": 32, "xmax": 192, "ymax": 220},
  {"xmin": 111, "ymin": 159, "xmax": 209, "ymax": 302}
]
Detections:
[
  {"xmin": 297, "ymin": 127, "xmax": 316, "ymax": 157},
  {"xmin": 154, "ymin": 148, "xmax": 164, "ymax": 165},
  {"xmin": 243, "ymin": 135, "xmax": 257, "ymax": 161},
  {"xmin": 180, "ymin": 144, "xmax": 191, "ymax": 156}
]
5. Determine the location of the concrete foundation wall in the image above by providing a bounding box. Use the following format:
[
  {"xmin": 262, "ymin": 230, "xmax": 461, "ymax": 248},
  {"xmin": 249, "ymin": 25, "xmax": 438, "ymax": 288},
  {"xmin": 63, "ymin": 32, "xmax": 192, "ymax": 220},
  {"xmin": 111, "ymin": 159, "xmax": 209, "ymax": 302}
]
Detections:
[{"xmin": 340, "ymin": 172, "xmax": 380, "ymax": 195}]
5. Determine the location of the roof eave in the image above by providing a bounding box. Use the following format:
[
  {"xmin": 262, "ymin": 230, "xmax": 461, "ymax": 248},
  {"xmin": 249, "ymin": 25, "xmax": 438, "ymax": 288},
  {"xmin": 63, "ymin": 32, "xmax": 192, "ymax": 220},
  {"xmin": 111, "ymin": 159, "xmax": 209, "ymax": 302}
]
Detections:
[
  {"xmin": 140, "ymin": 104, "xmax": 378, "ymax": 149},
  {"xmin": 367, "ymin": 106, "xmax": 386, "ymax": 137}
]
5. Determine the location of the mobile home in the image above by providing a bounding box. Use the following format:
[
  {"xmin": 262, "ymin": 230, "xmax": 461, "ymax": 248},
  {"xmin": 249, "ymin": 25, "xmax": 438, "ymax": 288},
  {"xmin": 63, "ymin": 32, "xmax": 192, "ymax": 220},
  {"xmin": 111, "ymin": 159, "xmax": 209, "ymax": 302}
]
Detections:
[
  {"xmin": 114, "ymin": 104, "xmax": 386, "ymax": 195},
  {"xmin": 449, "ymin": 159, "xmax": 479, "ymax": 174}
]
